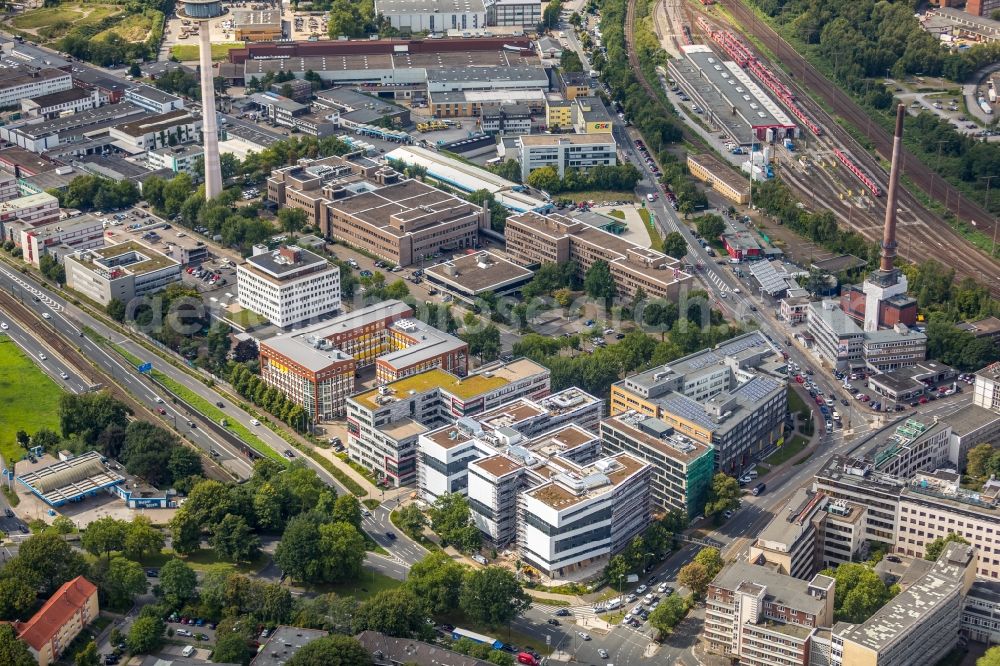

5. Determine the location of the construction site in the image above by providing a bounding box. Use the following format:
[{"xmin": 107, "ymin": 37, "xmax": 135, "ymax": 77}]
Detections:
[{"xmin": 630, "ymin": 0, "xmax": 1000, "ymax": 294}]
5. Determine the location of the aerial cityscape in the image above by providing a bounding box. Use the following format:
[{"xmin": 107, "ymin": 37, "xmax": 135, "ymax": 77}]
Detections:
[{"xmin": 0, "ymin": 0, "xmax": 998, "ymax": 663}]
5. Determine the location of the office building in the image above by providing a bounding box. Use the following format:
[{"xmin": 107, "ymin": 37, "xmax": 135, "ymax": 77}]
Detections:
[
  {"xmin": 504, "ymin": 210, "xmax": 692, "ymax": 301},
  {"xmin": 611, "ymin": 331, "xmax": 787, "ymax": 475},
  {"xmin": 326, "ymin": 179, "xmax": 487, "ymax": 266},
  {"xmin": 0, "ymin": 101, "xmax": 146, "ymax": 153},
  {"xmin": 484, "ymin": 0, "xmax": 541, "ymax": 26},
  {"xmin": 19, "ymin": 214, "xmax": 104, "ymax": 267},
  {"xmin": 750, "ymin": 488, "xmax": 868, "ymax": 579},
  {"xmin": 704, "ymin": 563, "xmax": 835, "ymax": 666},
  {"xmin": 348, "ymin": 359, "xmax": 551, "ymax": 486},
  {"xmin": 20, "ymin": 88, "xmax": 100, "ymax": 120},
  {"xmin": 419, "ymin": 388, "xmax": 603, "ymax": 500},
  {"xmin": 147, "ymin": 144, "xmax": 204, "ymax": 176},
  {"xmin": 431, "ymin": 89, "xmax": 547, "ymax": 118},
  {"xmin": 479, "ymin": 104, "xmax": 532, "ymax": 135},
  {"xmin": 314, "ymin": 87, "xmax": 410, "ymax": 127},
  {"xmin": 544, "ymin": 97, "xmax": 574, "ymax": 129},
  {"xmin": 831, "ymin": 542, "xmax": 976, "ymax": 666},
  {"xmin": 559, "ymin": 71, "xmax": 594, "ymax": 101},
  {"xmin": 251, "ymin": 626, "xmax": 328, "ymax": 666},
  {"xmin": 13, "ymin": 576, "xmax": 99, "ymax": 666},
  {"xmin": 867, "ymin": 362, "xmax": 957, "ymax": 403},
  {"xmin": 107, "ymin": 109, "xmax": 201, "ymax": 153},
  {"xmin": 424, "ymin": 251, "xmax": 533, "ymax": 305},
  {"xmin": 258, "ymin": 301, "xmax": 469, "ymax": 421},
  {"xmin": 374, "ymin": 0, "xmax": 486, "ymax": 32},
  {"xmin": 0, "ymin": 66, "xmax": 72, "ymax": 109},
  {"xmin": 599, "ymin": 411, "xmax": 714, "ymax": 519},
  {"xmin": 851, "ymin": 416, "xmax": 952, "ymax": 479},
  {"xmin": 233, "ymin": 9, "xmax": 283, "ymax": 40},
  {"xmin": 252, "ymin": 92, "xmax": 310, "ymax": 128},
  {"xmin": 64, "ymin": 241, "xmax": 182, "ymax": 307},
  {"xmin": 807, "ymin": 300, "xmax": 926, "ymax": 373},
  {"xmin": 236, "ymin": 245, "xmax": 341, "ymax": 328},
  {"xmin": 0, "ymin": 192, "xmax": 60, "ymax": 244},
  {"xmin": 975, "ymin": 361, "xmax": 1000, "ymax": 411},
  {"xmin": 573, "ymin": 96, "xmax": 613, "ymax": 134},
  {"xmin": 513, "ymin": 133, "xmax": 617, "ymax": 180},
  {"xmin": 124, "ymin": 85, "xmax": 185, "ymax": 114},
  {"xmin": 962, "ymin": 581, "xmax": 1000, "ymax": 644},
  {"xmin": 687, "ymin": 153, "xmax": 751, "ymax": 205}
]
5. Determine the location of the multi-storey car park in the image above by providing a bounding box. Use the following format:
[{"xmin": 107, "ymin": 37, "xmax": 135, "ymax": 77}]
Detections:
[
  {"xmin": 348, "ymin": 359, "xmax": 552, "ymax": 486},
  {"xmin": 610, "ymin": 331, "xmax": 787, "ymax": 475}
]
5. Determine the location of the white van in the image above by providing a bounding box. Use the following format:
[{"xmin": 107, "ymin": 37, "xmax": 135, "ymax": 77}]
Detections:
[{"xmin": 181, "ymin": 645, "xmax": 195, "ymax": 657}]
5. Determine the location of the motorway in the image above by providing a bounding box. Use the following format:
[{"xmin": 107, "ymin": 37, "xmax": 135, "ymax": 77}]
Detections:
[{"xmin": 0, "ymin": 260, "xmax": 431, "ymax": 568}]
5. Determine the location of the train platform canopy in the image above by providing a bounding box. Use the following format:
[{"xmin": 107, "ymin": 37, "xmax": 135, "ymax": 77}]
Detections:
[
  {"xmin": 17, "ymin": 451, "xmax": 125, "ymax": 507},
  {"xmin": 672, "ymin": 44, "xmax": 795, "ymax": 139}
]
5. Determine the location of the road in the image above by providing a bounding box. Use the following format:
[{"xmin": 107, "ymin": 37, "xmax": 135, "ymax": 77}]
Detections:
[{"xmin": 0, "ymin": 260, "xmax": 431, "ymax": 568}]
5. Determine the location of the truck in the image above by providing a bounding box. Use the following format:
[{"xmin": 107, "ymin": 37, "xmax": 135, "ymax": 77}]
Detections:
[
  {"xmin": 784, "ymin": 138, "xmax": 795, "ymax": 151},
  {"xmin": 979, "ymin": 97, "xmax": 993, "ymax": 115}
]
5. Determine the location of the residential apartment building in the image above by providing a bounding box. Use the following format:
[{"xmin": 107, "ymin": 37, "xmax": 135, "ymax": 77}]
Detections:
[
  {"xmin": 504, "ymin": 210, "xmax": 692, "ymax": 301},
  {"xmin": 20, "ymin": 88, "xmax": 100, "ymax": 120},
  {"xmin": 236, "ymin": 245, "xmax": 341, "ymax": 328},
  {"xmin": 610, "ymin": 331, "xmax": 787, "ymax": 475},
  {"xmin": 13, "ymin": 576, "xmax": 99, "ymax": 666},
  {"xmin": 64, "ymin": 241, "xmax": 182, "ymax": 307},
  {"xmin": 484, "ymin": 0, "xmax": 541, "ymax": 26},
  {"xmin": 515, "ymin": 133, "xmax": 617, "ymax": 180},
  {"xmin": 599, "ymin": 411, "xmax": 714, "ymax": 519},
  {"xmin": 124, "ymin": 85, "xmax": 185, "ymax": 114},
  {"xmin": 831, "ymin": 542, "xmax": 976, "ymax": 666},
  {"xmin": 704, "ymin": 563, "xmax": 835, "ymax": 666},
  {"xmin": 808, "ymin": 300, "xmax": 927, "ymax": 372},
  {"xmin": 348, "ymin": 359, "xmax": 551, "ymax": 486},
  {"xmin": 0, "ymin": 66, "xmax": 72, "ymax": 109},
  {"xmin": 107, "ymin": 109, "xmax": 201, "ymax": 153}
]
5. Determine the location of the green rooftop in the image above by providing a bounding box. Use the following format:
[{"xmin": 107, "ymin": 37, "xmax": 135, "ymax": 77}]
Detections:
[
  {"xmin": 353, "ymin": 368, "xmax": 510, "ymax": 410},
  {"xmin": 89, "ymin": 241, "xmax": 178, "ymax": 275}
]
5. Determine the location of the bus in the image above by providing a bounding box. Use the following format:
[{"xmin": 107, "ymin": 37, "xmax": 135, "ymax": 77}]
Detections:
[{"xmin": 451, "ymin": 628, "xmax": 504, "ymax": 650}]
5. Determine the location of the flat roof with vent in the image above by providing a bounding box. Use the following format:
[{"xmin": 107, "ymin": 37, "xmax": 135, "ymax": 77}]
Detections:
[
  {"xmin": 17, "ymin": 451, "xmax": 125, "ymax": 506},
  {"xmin": 425, "ymin": 250, "xmax": 533, "ymax": 296}
]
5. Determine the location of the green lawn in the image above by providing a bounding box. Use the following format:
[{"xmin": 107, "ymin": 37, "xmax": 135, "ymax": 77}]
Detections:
[
  {"xmin": 607, "ymin": 209, "xmax": 626, "ymax": 220},
  {"xmin": 305, "ymin": 449, "xmax": 367, "ymax": 497},
  {"xmin": 170, "ymin": 42, "xmax": 245, "ymax": 62},
  {"xmin": 95, "ymin": 11, "xmax": 157, "ymax": 43},
  {"xmin": 307, "ymin": 569, "xmax": 402, "ymax": 601},
  {"xmin": 139, "ymin": 547, "xmax": 268, "ymax": 574},
  {"xmin": 560, "ymin": 190, "xmax": 638, "ymax": 204},
  {"xmin": 0, "ymin": 337, "xmax": 63, "ymax": 464},
  {"xmin": 765, "ymin": 434, "xmax": 810, "ymax": 466},
  {"xmin": 638, "ymin": 208, "xmax": 664, "ymax": 251},
  {"xmin": 225, "ymin": 307, "xmax": 267, "ymax": 330},
  {"xmin": 787, "ymin": 388, "xmax": 810, "ymax": 419},
  {"xmin": 10, "ymin": 3, "xmax": 120, "ymax": 30}
]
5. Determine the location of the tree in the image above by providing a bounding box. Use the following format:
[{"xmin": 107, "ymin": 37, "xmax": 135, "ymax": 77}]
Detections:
[
  {"xmin": 82, "ymin": 516, "xmax": 128, "ymax": 560},
  {"xmin": 278, "ymin": 207, "xmax": 307, "ymax": 238},
  {"xmin": 693, "ymin": 547, "xmax": 724, "ymax": 579},
  {"xmin": 75, "ymin": 641, "xmax": 100, "ymax": 666},
  {"xmin": 662, "ymin": 231, "xmax": 688, "ymax": 259},
  {"xmin": 352, "ymin": 588, "xmax": 429, "ymax": 638},
  {"xmin": 331, "ymin": 495, "xmax": 362, "ymax": 531},
  {"xmin": 123, "ymin": 516, "xmax": 164, "ymax": 561},
  {"xmin": 406, "ymin": 552, "xmax": 466, "ymax": 615},
  {"xmin": 604, "ymin": 554, "xmax": 629, "ymax": 589},
  {"xmin": 212, "ymin": 632, "xmax": 254, "ymax": 664},
  {"xmin": 695, "ymin": 214, "xmax": 726, "ymax": 241},
  {"xmin": 395, "ymin": 503, "xmax": 426, "ymax": 537},
  {"xmin": 924, "ymin": 533, "xmax": 970, "ymax": 561},
  {"xmin": 459, "ymin": 566, "xmax": 531, "ymax": 626},
  {"xmin": 210, "ymin": 514, "xmax": 259, "ymax": 563},
  {"xmin": 428, "ymin": 493, "xmax": 481, "ymax": 552},
  {"xmin": 583, "ymin": 259, "xmax": 616, "ymax": 300},
  {"xmin": 275, "ymin": 514, "xmax": 323, "ymax": 583},
  {"xmin": 979, "ymin": 646, "xmax": 1000, "ymax": 666},
  {"xmin": 127, "ymin": 615, "xmax": 165, "ymax": 655},
  {"xmin": 315, "ymin": 522, "xmax": 366, "ymax": 583},
  {"xmin": 526, "ymin": 165, "xmax": 560, "ymax": 192},
  {"xmin": 649, "ymin": 594, "xmax": 689, "ymax": 636},
  {"xmin": 97, "ymin": 557, "xmax": 148, "ymax": 610},
  {"xmin": 169, "ymin": 510, "xmax": 202, "ymax": 556},
  {"xmin": 287, "ymin": 635, "xmax": 372, "ymax": 666},
  {"xmin": 966, "ymin": 443, "xmax": 996, "ymax": 479},
  {"xmin": 59, "ymin": 392, "xmax": 130, "ymax": 446},
  {"xmin": 0, "ymin": 624, "xmax": 35, "ymax": 666},
  {"xmin": 677, "ymin": 561, "xmax": 711, "ymax": 598},
  {"xmin": 704, "ymin": 473, "xmax": 740, "ymax": 519},
  {"xmin": 0, "ymin": 576, "xmax": 37, "ymax": 620},
  {"xmin": 822, "ymin": 562, "xmax": 898, "ymax": 623},
  {"xmin": 294, "ymin": 593, "xmax": 357, "ymax": 633},
  {"xmin": 16, "ymin": 532, "xmax": 88, "ymax": 594},
  {"xmin": 159, "ymin": 558, "xmax": 198, "ymax": 608}
]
